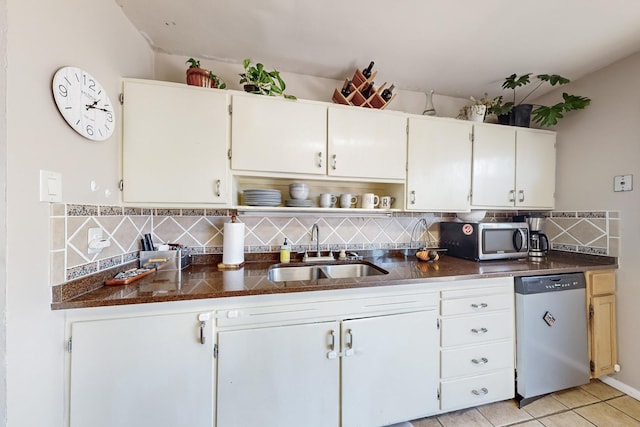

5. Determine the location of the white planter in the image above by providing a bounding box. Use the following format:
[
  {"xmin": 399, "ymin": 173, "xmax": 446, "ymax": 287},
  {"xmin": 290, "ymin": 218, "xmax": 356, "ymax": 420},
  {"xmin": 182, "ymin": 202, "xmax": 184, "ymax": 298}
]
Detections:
[{"xmin": 468, "ymin": 105, "xmax": 486, "ymax": 122}]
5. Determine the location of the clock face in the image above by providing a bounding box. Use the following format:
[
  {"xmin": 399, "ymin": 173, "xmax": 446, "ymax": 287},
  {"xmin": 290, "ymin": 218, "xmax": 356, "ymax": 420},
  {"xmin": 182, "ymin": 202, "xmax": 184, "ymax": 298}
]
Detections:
[{"xmin": 52, "ymin": 67, "xmax": 115, "ymax": 141}]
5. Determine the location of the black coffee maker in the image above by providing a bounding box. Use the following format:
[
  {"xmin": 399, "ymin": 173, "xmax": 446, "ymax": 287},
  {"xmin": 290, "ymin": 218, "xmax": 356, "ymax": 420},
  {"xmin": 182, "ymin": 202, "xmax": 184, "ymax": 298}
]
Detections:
[{"xmin": 513, "ymin": 215, "xmax": 549, "ymax": 259}]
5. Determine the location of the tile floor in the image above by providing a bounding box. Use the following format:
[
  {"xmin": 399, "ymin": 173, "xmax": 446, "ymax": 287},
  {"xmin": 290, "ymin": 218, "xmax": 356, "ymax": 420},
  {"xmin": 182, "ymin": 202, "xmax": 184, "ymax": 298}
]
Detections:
[{"xmin": 407, "ymin": 380, "xmax": 640, "ymax": 426}]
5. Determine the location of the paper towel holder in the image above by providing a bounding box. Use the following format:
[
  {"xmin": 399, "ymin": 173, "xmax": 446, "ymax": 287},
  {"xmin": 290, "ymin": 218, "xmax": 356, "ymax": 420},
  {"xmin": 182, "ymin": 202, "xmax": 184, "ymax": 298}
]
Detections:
[{"xmin": 218, "ymin": 215, "xmax": 246, "ymax": 270}]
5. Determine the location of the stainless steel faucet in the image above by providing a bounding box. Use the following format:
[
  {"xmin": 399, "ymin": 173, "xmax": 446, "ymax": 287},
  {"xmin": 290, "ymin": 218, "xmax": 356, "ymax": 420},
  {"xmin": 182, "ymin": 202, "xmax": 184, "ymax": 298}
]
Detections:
[{"xmin": 311, "ymin": 223, "xmax": 321, "ymax": 257}]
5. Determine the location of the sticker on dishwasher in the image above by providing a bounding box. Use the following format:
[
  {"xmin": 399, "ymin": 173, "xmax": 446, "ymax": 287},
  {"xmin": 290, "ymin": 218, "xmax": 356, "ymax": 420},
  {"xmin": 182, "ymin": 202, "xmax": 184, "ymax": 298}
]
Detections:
[
  {"xmin": 462, "ymin": 224, "xmax": 473, "ymax": 235},
  {"xmin": 543, "ymin": 311, "xmax": 556, "ymax": 327}
]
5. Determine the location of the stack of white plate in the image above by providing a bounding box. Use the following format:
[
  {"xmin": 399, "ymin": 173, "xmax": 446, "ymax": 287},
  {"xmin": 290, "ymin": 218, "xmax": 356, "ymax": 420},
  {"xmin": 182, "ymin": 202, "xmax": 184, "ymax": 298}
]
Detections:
[
  {"xmin": 285, "ymin": 199, "xmax": 313, "ymax": 207},
  {"xmin": 243, "ymin": 189, "xmax": 282, "ymax": 206}
]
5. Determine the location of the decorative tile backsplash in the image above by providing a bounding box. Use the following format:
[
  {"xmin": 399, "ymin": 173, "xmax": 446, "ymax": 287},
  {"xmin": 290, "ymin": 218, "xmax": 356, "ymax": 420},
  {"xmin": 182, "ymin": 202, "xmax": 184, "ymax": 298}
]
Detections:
[{"xmin": 49, "ymin": 204, "xmax": 620, "ymax": 285}]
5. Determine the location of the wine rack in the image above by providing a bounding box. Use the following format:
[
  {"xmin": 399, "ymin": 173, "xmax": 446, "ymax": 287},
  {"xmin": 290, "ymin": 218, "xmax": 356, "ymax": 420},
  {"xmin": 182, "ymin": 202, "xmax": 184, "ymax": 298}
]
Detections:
[{"xmin": 332, "ymin": 69, "xmax": 397, "ymax": 110}]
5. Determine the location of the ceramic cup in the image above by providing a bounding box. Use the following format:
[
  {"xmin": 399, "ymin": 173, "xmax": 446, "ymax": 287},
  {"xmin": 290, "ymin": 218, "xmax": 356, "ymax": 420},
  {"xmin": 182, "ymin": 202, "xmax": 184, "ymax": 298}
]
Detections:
[
  {"xmin": 361, "ymin": 193, "xmax": 380, "ymax": 209},
  {"xmin": 339, "ymin": 193, "xmax": 358, "ymax": 208},
  {"xmin": 319, "ymin": 193, "xmax": 337, "ymax": 208},
  {"xmin": 380, "ymin": 196, "xmax": 395, "ymax": 209}
]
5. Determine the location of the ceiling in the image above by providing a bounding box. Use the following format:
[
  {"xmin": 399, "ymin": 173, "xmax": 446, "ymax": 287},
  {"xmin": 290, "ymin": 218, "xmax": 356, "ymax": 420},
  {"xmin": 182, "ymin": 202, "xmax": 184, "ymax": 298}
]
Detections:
[{"xmin": 115, "ymin": 0, "xmax": 640, "ymax": 100}]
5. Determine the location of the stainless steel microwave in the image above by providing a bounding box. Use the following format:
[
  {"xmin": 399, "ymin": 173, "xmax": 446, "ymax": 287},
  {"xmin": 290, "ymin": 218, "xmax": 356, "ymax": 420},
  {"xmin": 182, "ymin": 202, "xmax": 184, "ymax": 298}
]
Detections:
[{"xmin": 440, "ymin": 222, "xmax": 529, "ymax": 261}]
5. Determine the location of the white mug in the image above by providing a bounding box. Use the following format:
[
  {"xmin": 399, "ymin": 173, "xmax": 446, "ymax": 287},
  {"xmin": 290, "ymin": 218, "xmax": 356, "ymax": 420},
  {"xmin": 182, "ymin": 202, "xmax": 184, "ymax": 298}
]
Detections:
[
  {"xmin": 361, "ymin": 193, "xmax": 380, "ymax": 209},
  {"xmin": 380, "ymin": 196, "xmax": 395, "ymax": 209},
  {"xmin": 319, "ymin": 193, "xmax": 337, "ymax": 208},
  {"xmin": 340, "ymin": 193, "xmax": 358, "ymax": 208}
]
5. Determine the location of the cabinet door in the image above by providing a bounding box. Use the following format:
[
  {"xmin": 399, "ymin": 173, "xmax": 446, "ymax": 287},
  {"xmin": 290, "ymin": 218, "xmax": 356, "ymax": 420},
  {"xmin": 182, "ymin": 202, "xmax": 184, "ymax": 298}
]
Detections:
[
  {"xmin": 471, "ymin": 124, "xmax": 516, "ymax": 208},
  {"xmin": 590, "ymin": 294, "xmax": 617, "ymax": 377},
  {"xmin": 122, "ymin": 80, "xmax": 230, "ymax": 204},
  {"xmin": 328, "ymin": 106, "xmax": 407, "ymax": 180},
  {"xmin": 69, "ymin": 312, "xmax": 214, "ymax": 427},
  {"xmin": 341, "ymin": 310, "xmax": 439, "ymax": 427},
  {"xmin": 407, "ymin": 117, "xmax": 472, "ymax": 211},
  {"xmin": 217, "ymin": 321, "xmax": 340, "ymax": 427},
  {"xmin": 515, "ymin": 129, "xmax": 556, "ymax": 208},
  {"xmin": 231, "ymin": 95, "xmax": 327, "ymax": 175},
  {"xmin": 587, "ymin": 270, "xmax": 618, "ymax": 378}
]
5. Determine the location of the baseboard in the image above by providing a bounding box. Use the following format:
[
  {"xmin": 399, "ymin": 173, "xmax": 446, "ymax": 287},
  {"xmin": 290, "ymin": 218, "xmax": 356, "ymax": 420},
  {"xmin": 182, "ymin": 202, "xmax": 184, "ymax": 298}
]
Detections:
[{"xmin": 600, "ymin": 375, "xmax": 640, "ymax": 400}]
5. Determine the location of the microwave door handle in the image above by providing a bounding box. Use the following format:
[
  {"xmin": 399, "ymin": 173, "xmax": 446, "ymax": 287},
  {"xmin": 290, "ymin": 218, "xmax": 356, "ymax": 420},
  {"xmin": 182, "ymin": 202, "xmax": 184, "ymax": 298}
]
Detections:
[{"xmin": 513, "ymin": 229, "xmax": 527, "ymax": 251}]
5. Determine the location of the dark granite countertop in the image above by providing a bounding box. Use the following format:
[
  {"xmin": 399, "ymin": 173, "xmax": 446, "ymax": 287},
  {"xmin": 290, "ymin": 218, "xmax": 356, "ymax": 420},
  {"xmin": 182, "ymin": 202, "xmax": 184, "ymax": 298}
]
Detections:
[{"xmin": 51, "ymin": 251, "xmax": 617, "ymax": 310}]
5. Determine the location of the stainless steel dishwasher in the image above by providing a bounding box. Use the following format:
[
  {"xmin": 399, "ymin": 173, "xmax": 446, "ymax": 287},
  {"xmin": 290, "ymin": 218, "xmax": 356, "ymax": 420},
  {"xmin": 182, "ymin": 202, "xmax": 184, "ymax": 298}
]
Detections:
[{"xmin": 515, "ymin": 273, "xmax": 590, "ymax": 407}]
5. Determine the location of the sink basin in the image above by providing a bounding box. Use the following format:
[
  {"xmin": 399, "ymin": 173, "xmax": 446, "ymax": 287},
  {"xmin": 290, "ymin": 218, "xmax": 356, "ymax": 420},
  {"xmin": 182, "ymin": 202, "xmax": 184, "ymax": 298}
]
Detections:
[{"xmin": 268, "ymin": 261, "xmax": 388, "ymax": 282}]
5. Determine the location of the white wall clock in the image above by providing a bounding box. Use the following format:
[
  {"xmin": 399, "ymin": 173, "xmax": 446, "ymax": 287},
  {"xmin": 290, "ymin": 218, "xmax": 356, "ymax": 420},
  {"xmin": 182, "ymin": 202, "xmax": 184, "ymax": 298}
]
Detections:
[{"xmin": 52, "ymin": 66, "xmax": 115, "ymax": 141}]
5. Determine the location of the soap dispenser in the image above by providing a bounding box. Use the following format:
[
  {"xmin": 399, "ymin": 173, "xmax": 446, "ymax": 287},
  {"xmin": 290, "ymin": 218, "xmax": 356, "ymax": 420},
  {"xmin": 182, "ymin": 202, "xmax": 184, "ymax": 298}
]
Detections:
[{"xmin": 280, "ymin": 238, "xmax": 291, "ymax": 263}]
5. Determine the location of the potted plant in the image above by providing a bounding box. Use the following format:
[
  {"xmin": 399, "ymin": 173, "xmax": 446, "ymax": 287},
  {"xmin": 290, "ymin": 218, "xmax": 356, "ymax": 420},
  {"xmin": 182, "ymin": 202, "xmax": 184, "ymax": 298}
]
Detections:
[
  {"xmin": 492, "ymin": 73, "xmax": 591, "ymax": 127},
  {"xmin": 186, "ymin": 58, "xmax": 226, "ymax": 89},
  {"xmin": 457, "ymin": 93, "xmax": 502, "ymax": 122},
  {"xmin": 239, "ymin": 58, "xmax": 296, "ymax": 99}
]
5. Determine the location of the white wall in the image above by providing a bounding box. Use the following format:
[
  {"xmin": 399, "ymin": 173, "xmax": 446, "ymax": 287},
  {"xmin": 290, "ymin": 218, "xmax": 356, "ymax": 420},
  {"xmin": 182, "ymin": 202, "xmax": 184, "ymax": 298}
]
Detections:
[
  {"xmin": 153, "ymin": 53, "xmax": 468, "ymax": 118},
  {"xmin": 537, "ymin": 54, "xmax": 640, "ymax": 391},
  {"xmin": 0, "ymin": 0, "xmax": 7, "ymax": 423},
  {"xmin": 4, "ymin": 0, "xmax": 152, "ymax": 425}
]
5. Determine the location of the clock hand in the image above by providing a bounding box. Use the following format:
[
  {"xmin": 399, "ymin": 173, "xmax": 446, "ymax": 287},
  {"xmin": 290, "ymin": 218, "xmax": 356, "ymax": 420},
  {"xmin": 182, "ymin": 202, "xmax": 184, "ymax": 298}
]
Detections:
[{"xmin": 85, "ymin": 100, "xmax": 99, "ymax": 110}]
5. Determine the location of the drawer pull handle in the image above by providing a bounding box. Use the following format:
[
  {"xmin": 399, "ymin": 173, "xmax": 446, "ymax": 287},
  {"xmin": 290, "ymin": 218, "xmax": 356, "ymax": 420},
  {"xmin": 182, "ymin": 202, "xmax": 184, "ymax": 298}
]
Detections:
[
  {"xmin": 199, "ymin": 321, "xmax": 206, "ymax": 345},
  {"xmin": 472, "ymin": 387, "xmax": 489, "ymax": 396},
  {"xmin": 471, "ymin": 303, "xmax": 488, "ymax": 309},
  {"xmin": 471, "ymin": 327, "xmax": 488, "ymax": 334},
  {"xmin": 317, "ymin": 152, "xmax": 323, "ymax": 168},
  {"xmin": 471, "ymin": 357, "xmax": 489, "ymax": 365}
]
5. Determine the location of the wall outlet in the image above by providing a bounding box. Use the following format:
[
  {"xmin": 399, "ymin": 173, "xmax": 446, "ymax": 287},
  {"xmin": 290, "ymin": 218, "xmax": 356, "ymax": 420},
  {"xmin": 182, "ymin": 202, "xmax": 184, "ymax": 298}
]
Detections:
[{"xmin": 614, "ymin": 175, "xmax": 633, "ymax": 192}]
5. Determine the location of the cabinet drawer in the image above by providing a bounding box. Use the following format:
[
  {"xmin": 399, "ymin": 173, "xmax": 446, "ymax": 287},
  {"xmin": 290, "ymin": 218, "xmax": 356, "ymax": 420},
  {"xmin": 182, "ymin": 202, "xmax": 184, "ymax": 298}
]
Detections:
[
  {"xmin": 440, "ymin": 370, "xmax": 514, "ymax": 411},
  {"xmin": 441, "ymin": 293, "xmax": 512, "ymax": 316},
  {"xmin": 441, "ymin": 340, "xmax": 513, "ymax": 379},
  {"xmin": 441, "ymin": 312, "xmax": 513, "ymax": 347}
]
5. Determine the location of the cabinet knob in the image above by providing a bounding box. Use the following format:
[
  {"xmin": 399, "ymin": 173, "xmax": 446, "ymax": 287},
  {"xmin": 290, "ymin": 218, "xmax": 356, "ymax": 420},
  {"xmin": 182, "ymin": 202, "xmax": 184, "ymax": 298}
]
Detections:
[
  {"xmin": 471, "ymin": 387, "xmax": 489, "ymax": 396},
  {"xmin": 471, "ymin": 303, "xmax": 488, "ymax": 309},
  {"xmin": 471, "ymin": 357, "xmax": 489, "ymax": 365}
]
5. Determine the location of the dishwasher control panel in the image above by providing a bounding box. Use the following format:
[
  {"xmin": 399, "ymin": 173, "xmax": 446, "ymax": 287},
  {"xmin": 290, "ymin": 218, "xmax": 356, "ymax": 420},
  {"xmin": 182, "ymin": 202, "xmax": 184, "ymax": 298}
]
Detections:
[{"xmin": 515, "ymin": 273, "xmax": 586, "ymax": 294}]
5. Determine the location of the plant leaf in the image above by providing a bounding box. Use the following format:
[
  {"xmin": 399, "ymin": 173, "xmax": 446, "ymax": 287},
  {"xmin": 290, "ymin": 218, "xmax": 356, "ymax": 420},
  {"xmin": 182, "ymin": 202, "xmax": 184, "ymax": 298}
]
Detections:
[
  {"xmin": 243, "ymin": 58, "xmax": 251, "ymax": 69},
  {"xmin": 561, "ymin": 93, "xmax": 591, "ymax": 111},
  {"xmin": 537, "ymin": 74, "xmax": 570, "ymax": 86},
  {"xmin": 502, "ymin": 73, "xmax": 531, "ymax": 90},
  {"xmin": 532, "ymin": 104, "xmax": 565, "ymax": 127}
]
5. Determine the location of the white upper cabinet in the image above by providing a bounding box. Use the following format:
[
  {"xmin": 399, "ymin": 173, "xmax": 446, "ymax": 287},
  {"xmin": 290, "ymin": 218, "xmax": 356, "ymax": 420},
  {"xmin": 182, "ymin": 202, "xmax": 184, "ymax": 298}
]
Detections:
[
  {"xmin": 471, "ymin": 124, "xmax": 556, "ymax": 209},
  {"xmin": 122, "ymin": 79, "xmax": 230, "ymax": 204},
  {"xmin": 406, "ymin": 116, "xmax": 473, "ymax": 211},
  {"xmin": 515, "ymin": 129, "xmax": 556, "ymax": 208},
  {"xmin": 230, "ymin": 94, "xmax": 327, "ymax": 176},
  {"xmin": 327, "ymin": 106, "xmax": 407, "ymax": 181}
]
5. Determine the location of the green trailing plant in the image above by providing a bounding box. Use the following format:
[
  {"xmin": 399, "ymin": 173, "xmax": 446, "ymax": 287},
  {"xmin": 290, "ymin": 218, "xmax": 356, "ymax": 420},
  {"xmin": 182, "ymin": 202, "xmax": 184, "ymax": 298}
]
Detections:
[
  {"xmin": 239, "ymin": 58, "xmax": 296, "ymax": 99},
  {"xmin": 185, "ymin": 58, "xmax": 226, "ymax": 89},
  {"xmin": 491, "ymin": 73, "xmax": 591, "ymax": 127}
]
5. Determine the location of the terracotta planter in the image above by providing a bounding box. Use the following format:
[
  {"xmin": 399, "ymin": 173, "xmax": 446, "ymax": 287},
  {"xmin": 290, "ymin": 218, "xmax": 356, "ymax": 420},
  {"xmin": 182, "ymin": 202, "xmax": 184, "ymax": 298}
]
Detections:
[{"xmin": 186, "ymin": 68, "xmax": 212, "ymax": 87}]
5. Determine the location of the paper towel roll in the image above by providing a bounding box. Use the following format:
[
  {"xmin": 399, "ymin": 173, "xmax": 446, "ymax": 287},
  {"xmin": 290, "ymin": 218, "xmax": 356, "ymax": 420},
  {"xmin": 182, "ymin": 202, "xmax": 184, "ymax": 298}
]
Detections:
[{"xmin": 222, "ymin": 222, "xmax": 245, "ymax": 265}]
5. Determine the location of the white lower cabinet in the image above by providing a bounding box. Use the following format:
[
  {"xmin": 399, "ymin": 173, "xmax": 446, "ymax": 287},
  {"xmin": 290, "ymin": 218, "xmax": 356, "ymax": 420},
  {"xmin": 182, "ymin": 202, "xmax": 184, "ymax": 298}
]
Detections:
[
  {"xmin": 215, "ymin": 292, "xmax": 439, "ymax": 427},
  {"xmin": 439, "ymin": 279, "xmax": 515, "ymax": 412},
  {"xmin": 68, "ymin": 312, "xmax": 215, "ymax": 427}
]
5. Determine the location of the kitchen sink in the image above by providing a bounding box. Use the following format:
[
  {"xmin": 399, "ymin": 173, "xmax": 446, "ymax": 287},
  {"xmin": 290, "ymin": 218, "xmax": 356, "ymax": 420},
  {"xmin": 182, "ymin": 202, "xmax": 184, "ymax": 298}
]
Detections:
[{"xmin": 267, "ymin": 261, "xmax": 388, "ymax": 282}]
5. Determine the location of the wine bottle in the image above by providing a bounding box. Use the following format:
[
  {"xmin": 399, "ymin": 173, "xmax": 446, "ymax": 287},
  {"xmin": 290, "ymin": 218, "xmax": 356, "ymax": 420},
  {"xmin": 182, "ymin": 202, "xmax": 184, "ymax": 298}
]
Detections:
[
  {"xmin": 362, "ymin": 61, "xmax": 374, "ymax": 78},
  {"xmin": 381, "ymin": 84, "xmax": 395, "ymax": 101},
  {"xmin": 340, "ymin": 80, "xmax": 352, "ymax": 97},
  {"xmin": 361, "ymin": 82, "xmax": 374, "ymax": 98}
]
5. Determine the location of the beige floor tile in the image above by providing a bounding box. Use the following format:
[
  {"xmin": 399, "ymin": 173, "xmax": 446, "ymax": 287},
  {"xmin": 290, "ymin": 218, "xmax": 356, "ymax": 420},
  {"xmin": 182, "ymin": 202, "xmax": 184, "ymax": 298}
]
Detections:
[
  {"xmin": 552, "ymin": 387, "xmax": 600, "ymax": 409},
  {"xmin": 523, "ymin": 395, "xmax": 569, "ymax": 418},
  {"xmin": 538, "ymin": 410, "xmax": 595, "ymax": 426},
  {"xmin": 476, "ymin": 399, "xmax": 533, "ymax": 426},
  {"xmin": 580, "ymin": 379, "xmax": 625, "ymax": 400},
  {"xmin": 437, "ymin": 408, "xmax": 492, "ymax": 427},
  {"xmin": 410, "ymin": 416, "xmax": 443, "ymax": 427},
  {"xmin": 608, "ymin": 396, "xmax": 640, "ymax": 421},
  {"xmin": 575, "ymin": 401, "xmax": 640, "ymax": 426},
  {"xmin": 514, "ymin": 421, "xmax": 545, "ymax": 427}
]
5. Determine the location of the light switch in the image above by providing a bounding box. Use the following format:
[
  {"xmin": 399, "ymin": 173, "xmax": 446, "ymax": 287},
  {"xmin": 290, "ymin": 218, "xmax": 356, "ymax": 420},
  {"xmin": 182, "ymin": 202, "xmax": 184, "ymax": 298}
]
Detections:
[
  {"xmin": 39, "ymin": 170, "xmax": 62, "ymax": 202},
  {"xmin": 614, "ymin": 174, "xmax": 633, "ymax": 192}
]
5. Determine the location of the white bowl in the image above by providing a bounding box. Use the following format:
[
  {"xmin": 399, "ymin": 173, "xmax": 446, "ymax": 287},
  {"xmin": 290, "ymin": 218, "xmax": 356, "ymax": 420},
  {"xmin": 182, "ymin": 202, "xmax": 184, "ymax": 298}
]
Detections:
[
  {"xmin": 289, "ymin": 184, "xmax": 309, "ymax": 200},
  {"xmin": 456, "ymin": 210, "xmax": 487, "ymax": 222}
]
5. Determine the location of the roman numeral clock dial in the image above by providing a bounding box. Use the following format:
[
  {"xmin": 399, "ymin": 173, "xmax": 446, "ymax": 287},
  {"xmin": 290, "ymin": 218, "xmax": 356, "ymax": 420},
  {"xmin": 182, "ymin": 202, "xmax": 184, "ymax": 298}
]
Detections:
[{"xmin": 52, "ymin": 66, "xmax": 115, "ymax": 141}]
